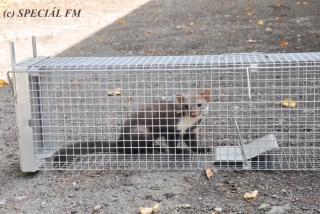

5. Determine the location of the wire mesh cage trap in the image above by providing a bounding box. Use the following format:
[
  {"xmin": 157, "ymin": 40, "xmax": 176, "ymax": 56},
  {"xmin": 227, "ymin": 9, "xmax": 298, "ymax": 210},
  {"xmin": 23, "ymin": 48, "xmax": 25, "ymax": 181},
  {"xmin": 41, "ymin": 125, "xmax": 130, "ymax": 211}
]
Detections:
[{"xmin": 8, "ymin": 38, "xmax": 320, "ymax": 172}]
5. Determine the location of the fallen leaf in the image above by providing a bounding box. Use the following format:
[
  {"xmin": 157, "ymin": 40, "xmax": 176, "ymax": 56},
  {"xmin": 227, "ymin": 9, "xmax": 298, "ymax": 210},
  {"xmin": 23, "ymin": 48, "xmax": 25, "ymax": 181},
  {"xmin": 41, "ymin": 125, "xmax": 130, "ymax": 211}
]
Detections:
[
  {"xmin": 265, "ymin": 27, "xmax": 272, "ymax": 31},
  {"xmin": 281, "ymin": 40, "xmax": 288, "ymax": 47},
  {"xmin": 236, "ymin": 15, "xmax": 240, "ymax": 19},
  {"xmin": 61, "ymin": 177, "xmax": 73, "ymax": 182},
  {"xmin": 257, "ymin": 21, "xmax": 264, "ymax": 25},
  {"xmin": 72, "ymin": 80, "xmax": 81, "ymax": 85},
  {"xmin": 124, "ymin": 97, "xmax": 133, "ymax": 102},
  {"xmin": 152, "ymin": 203, "xmax": 160, "ymax": 213},
  {"xmin": 281, "ymin": 98, "xmax": 296, "ymax": 108},
  {"xmin": 189, "ymin": 22, "xmax": 195, "ymax": 26},
  {"xmin": 140, "ymin": 207, "xmax": 153, "ymax": 214},
  {"xmin": 108, "ymin": 88, "xmax": 121, "ymax": 96},
  {"xmin": 187, "ymin": 30, "xmax": 193, "ymax": 34},
  {"xmin": 246, "ymin": 7, "xmax": 252, "ymax": 11},
  {"xmin": 303, "ymin": 109, "xmax": 314, "ymax": 114},
  {"xmin": 247, "ymin": 12, "xmax": 253, "ymax": 16},
  {"xmin": 119, "ymin": 19, "xmax": 126, "ymax": 24},
  {"xmin": 146, "ymin": 31, "xmax": 152, "ymax": 35},
  {"xmin": 98, "ymin": 37, "xmax": 103, "ymax": 42},
  {"xmin": 0, "ymin": 79, "xmax": 9, "ymax": 87},
  {"xmin": 205, "ymin": 168, "xmax": 214, "ymax": 179},
  {"xmin": 88, "ymin": 173, "xmax": 101, "ymax": 177},
  {"xmin": 244, "ymin": 190, "xmax": 258, "ymax": 200}
]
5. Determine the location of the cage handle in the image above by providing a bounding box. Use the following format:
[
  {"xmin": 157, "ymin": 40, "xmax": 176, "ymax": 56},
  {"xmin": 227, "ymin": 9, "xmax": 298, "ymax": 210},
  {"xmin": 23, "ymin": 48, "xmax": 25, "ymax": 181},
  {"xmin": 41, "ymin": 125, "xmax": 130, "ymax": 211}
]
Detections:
[
  {"xmin": 220, "ymin": 52, "xmax": 268, "ymax": 59},
  {"xmin": 8, "ymin": 42, "xmax": 16, "ymax": 97},
  {"xmin": 32, "ymin": 36, "xmax": 37, "ymax": 58},
  {"xmin": 235, "ymin": 117, "xmax": 248, "ymax": 166},
  {"xmin": 8, "ymin": 36, "xmax": 38, "ymax": 98}
]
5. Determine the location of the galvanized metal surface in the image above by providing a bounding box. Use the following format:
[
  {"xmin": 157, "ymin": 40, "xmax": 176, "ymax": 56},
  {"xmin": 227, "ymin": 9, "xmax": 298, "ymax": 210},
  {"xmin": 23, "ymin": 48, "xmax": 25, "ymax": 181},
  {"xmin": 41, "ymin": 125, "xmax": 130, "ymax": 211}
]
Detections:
[{"xmin": 11, "ymin": 52, "xmax": 320, "ymax": 171}]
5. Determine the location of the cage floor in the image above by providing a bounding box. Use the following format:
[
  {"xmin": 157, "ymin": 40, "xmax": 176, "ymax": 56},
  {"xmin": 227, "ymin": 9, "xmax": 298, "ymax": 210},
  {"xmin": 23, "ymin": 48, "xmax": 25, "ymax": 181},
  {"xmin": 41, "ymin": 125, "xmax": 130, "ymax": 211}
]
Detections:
[{"xmin": 36, "ymin": 148, "xmax": 320, "ymax": 170}]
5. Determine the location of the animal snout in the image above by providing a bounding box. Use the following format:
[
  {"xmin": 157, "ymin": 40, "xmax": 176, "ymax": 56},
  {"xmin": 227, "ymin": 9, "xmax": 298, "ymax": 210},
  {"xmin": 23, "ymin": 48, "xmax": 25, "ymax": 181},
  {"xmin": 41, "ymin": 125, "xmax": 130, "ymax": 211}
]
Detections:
[{"xmin": 190, "ymin": 112, "xmax": 197, "ymax": 117}]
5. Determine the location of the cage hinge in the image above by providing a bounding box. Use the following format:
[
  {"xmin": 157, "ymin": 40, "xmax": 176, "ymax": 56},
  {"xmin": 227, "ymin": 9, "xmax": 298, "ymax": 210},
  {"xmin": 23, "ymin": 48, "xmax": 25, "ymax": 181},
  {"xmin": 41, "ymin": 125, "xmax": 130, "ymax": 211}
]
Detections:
[
  {"xmin": 28, "ymin": 119, "xmax": 35, "ymax": 127},
  {"xmin": 249, "ymin": 63, "xmax": 258, "ymax": 72}
]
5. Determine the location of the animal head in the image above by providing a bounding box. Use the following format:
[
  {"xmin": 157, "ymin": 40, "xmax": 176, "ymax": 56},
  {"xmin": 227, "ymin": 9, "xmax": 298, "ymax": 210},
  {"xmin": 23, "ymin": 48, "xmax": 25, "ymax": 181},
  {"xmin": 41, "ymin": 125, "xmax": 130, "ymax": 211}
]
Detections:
[{"xmin": 176, "ymin": 89, "xmax": 211, "ymax": 117}]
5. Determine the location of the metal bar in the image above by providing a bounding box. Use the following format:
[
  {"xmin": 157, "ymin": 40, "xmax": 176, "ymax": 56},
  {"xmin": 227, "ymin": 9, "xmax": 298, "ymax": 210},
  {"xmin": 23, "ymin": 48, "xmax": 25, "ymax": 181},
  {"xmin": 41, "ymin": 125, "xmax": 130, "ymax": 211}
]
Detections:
[
  {"xmin": 234, "ymin": 118, "xmax": 248, "ymax": 165},
  {"xmin": 15, "ymin": 72, "xmax": 35, "ymax": 172},
  {"xmin": 10, "ymin": 42, "xmax": 16, "ymax": 69},
  {"xmin": 246, "ymin": 67, "xmax": 251, "ymax": 99},
  {"xmin": 32, "ymin": 36, "xmax": 37, "ymax": 58}
]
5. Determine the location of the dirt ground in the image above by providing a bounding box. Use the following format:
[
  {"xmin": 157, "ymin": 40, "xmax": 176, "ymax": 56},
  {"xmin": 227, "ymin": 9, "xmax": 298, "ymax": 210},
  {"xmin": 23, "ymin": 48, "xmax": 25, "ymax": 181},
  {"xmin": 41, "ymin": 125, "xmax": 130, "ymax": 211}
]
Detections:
[{"xmin": 0, "ymin": 0, "xmax": 319, "ymax": 213}]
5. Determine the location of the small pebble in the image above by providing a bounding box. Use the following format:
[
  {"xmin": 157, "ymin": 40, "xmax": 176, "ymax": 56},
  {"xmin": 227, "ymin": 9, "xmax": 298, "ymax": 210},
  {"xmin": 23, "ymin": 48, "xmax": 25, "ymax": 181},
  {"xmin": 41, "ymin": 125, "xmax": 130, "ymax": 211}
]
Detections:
[
  {"xmin": 93, "ymin": 205, "xmax": 101, "ymax": 212},
  {"xmin": 258, "ymin": 203, "xmax": 271, "ymax": 210},
  {"xmin": 214, "ymin": 207, "xmax": 222, "ymax": 213},
  {"xmin": 176, "ymin": 204, "xmax": 191, "ymax": 209},
  {"xmin": 71, "ymin": 209, "xmax": 77, "ymax": 214}
]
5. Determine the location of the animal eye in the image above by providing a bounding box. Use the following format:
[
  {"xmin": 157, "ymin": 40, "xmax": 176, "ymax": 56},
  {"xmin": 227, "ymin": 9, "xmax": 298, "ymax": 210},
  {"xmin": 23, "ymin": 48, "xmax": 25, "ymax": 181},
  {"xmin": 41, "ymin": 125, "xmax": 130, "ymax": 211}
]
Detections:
[
  {"xmin": 197, "ymin": 104, "xmax": 202, "ymax": 107},
  {"xmin": 185, "ymin": 105, "xmax": 188, "ymax": 109}
]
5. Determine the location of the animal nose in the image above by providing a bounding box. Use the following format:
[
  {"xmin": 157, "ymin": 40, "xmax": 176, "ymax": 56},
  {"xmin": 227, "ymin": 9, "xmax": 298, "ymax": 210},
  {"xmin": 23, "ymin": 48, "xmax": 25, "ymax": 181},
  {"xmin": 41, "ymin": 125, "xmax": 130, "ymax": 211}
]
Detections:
[{"xmin": 190, "ymin": 112, "xmax": 197, "ymax": 117}]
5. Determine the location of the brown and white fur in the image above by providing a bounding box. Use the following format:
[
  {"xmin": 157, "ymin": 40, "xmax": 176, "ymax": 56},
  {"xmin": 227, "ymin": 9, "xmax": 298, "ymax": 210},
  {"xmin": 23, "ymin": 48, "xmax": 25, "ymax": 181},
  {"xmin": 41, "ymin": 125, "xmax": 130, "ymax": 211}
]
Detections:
[{"xmin": 53, "ymin": 89, "xmax": 210, "ymax": 162}]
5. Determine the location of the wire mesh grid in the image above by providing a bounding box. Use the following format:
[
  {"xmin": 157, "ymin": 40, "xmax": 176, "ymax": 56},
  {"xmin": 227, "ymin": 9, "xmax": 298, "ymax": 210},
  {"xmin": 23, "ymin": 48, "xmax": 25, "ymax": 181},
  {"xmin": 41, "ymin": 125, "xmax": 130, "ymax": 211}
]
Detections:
[{"xmin": 15, "ymin": 53, "xmax": 320, "ymax": 170}]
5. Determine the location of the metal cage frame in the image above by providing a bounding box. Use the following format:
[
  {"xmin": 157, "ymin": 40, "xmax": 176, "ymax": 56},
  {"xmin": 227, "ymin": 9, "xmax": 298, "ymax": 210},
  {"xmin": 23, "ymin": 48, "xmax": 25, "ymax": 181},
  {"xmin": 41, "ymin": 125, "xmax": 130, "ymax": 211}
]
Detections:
[{"xmin": 8, "ymin": 37, "xmax": 320, "ymax": 172}]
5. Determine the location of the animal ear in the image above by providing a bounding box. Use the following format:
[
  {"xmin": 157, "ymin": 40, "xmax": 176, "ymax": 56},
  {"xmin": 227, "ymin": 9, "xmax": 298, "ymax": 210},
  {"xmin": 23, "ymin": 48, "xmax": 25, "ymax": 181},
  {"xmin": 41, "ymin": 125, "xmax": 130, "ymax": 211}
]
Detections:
[
  {"xmin": 201, "ymin": 90, "xmax": 211, "ymax": 102},
  {"xmin": 176, "ymin": 93, "xmax": 183, "ymax": 103}
]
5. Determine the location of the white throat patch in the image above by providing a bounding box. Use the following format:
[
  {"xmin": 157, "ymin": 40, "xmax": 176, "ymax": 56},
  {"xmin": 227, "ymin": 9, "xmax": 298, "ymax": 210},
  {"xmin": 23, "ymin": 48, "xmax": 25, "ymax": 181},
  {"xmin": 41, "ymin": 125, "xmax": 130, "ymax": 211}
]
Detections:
[{"xmin": 177, "ymin": 113, "xmax": 203, "ymax": 134}]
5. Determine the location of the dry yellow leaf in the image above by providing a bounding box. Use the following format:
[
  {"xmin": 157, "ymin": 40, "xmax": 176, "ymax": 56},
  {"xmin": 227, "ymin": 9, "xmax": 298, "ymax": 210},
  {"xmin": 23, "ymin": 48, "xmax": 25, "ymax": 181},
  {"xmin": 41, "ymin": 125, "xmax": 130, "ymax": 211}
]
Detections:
[
  {"xmin": 72, "ymin": 80, "xmax": 80, "ymax": 85},
  {"xmin": 244, "ymin": 190, "xmax": 258, "ymax": 199},
  {"xmin": 108, "ymin": 89, "xmax": 121, "ymax": 96},
  {"xmin": 87, "ymin": 173, "xmax": 101, "ymax": 177},
  {"xmin": 281, "ymin": 40, "xmax": 288, "ymax": 47},
  {"xmin": 152, "ymin": 203, "xmax": 160, "ymax": 213},
  {"xmin": 61, "ymin": 177, "xmax": 73, "ymax": 182},
  {"xmin": 0, "ymin": 79, "xmax": 9, "ymax": 87},
  {"xmin": 265, "ymin": 27, "xmax": 272, "ymax": 31},
  {"xmin": 247, "ymin": 39, "xmax": 256, "ymax": 43},
  {"xmin": 98, "ymin": 37, "xmax": 103, "ymax": 42},
  {"xmin": 205, "ymin": 168, "xmax": 214, "ymax": 179},
  {"xmin": 246, "ymin": 7, "xmax": 252, "ymax": 11},
  {"xmin": 119, "ymin": 19, "xmax": 126, "ymax": 24},
  {"xmin": 257, "ymin": 21, "xmax": 264, "ymax": 25},
  {"xmin": 139, "ymin": 207, "xmax": 153, "ymax": 214},
  {"xmin": 281, "ymin": 98, "xmax": 297, "ymax": 108},
  {"xmin": 189, "ymin": 22, "xmax": 195, "ymax": 26},
  {"xmin": 303, "ymin": 109, "xmax": 314, "ymax": 114},
  {"xmin": 146, "ymin": 31, "xmax": 152, "ymax": 35},
  {"xmin": 236, "ymin": 15, "xmax": 240, "ymax": 19},
  {"xmin": 124, "ymin": 97, "xmax": 133, "ymax": 102}
]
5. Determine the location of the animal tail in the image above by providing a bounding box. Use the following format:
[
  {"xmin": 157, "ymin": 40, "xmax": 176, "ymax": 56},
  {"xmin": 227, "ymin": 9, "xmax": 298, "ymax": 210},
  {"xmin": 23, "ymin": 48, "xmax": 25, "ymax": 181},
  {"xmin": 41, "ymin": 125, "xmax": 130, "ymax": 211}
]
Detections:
[{"xmin": 52, "ymin": 141, "xmax": 118, "ymax": 162}]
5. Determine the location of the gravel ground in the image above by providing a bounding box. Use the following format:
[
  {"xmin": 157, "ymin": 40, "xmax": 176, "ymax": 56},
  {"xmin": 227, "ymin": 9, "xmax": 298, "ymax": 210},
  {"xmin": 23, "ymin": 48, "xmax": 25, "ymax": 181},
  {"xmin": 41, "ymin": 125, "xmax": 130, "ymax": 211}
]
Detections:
[{"xmin": 1, "ymin": 0, "xmax": 320, "ymax": 213}]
